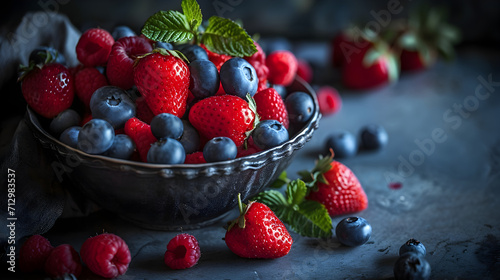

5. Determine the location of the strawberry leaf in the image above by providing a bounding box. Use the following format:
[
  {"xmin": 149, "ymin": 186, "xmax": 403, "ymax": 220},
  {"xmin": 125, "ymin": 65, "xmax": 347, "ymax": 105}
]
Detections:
[
  {"xmin": 201, "ymin": 16, "xmax": 257, "ymax": 57},
  {"xmin": 253, "ymin": 179, "xmax": 333, "ymax": 238},
  {"xmin": 142, "ymin": 10, "xmax": 194, "ymax": 43},
  {"xmin": 181, "ymin": 0, "xmax": 202, "ymax": 32}
]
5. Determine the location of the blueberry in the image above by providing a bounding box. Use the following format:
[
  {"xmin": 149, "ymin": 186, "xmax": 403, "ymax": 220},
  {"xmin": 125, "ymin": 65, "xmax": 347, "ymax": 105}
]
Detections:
[
  {"xmin": 203, "ymin": 137, "xmax": 237, "ymax": 163},
  {"xmin": 29, "ymin": 46, "xmax": 66, "ymax": 65},
  {"xmin": 394, "ymin": 252, "xmax": 431, "ymax": 280},
  {"xmin": 179, "ymin": 120, "xmax": 200, "ymax": 154},
  {"xmin": 399, "ymin": 239, "xmax": 426, "ymax": 257},
  {"xmin": 104, "ymin": 134, "xmax": 135, "ymax": 160},
  {"xmin": 150, "ymin": 113, "xmax": 183, "ymax": 140},
  {"xmin": 189, "ymin": 60, "xmax": 220, "ymax": 99},
  {"xmin": 335, "ymin": 217, "xmax": 372, "ymax": 247},
  {"xmin": 176, "ymin": 44, "xmax": 208, "ymax": 62},
  {"xmin": 111, "ymin": 25, "xmax": 136, "ymax": 40},
  {"xmin": 360, "ymin": 124, "xmax": 388, "ymax": 150},
  {"xmin": 90, "ymin": 86, "xmax": 136, "ymax": 129},
  {"xmin": 50, "ymin": 109, "xmax": 81, "ymax": 136},
  {"xmin": 77, "ymin": 119, "xmax": 115, "ymax": 154},
  {"xmin": 252, "ymin": 120, "xmax": 289, "ymax": 150},
  {"xmin": 147, "ymin": 138, "xmax": 186, "ymax": 164},
  {"xmin": 220, "ymin": 57, "xmax": 258, "ymax": 98},
  {"xmin": 324, "ymin": 130, "xmax": 357, "ymax": 158},
  {"xmin": 285, "ymin": 91, "xmax": 315, "ymax": 125},
  {"xmin": 59, "ymin": 126, "xmax": 81, "ymax": 148},
  {"xmin": 154, "ymin": 41, "xmax": 173, "ymax": 50},
  {"xmin": 271, "ymin": 84, "xmax": 287, "ymax": 99}
]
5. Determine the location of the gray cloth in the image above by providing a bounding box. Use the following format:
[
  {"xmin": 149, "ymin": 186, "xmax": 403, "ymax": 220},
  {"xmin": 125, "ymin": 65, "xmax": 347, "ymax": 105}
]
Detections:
[{"xmin": 0, "ymin": 12, "xmax": 91, "ymax": 252}]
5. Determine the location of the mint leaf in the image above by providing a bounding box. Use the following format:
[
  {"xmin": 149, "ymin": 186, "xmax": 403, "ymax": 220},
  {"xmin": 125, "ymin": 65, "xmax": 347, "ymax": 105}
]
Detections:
[
  {"xmin": 181, "ymin": 0, "xmax": 202, "ymax": 32},
  {"xmin": 286, "ymin": 179, "xmax": 307, "ymax": 206},
  {"xmin": 292, "ymin": 200, "xmax": 333, "ymax": 238},
  {"xmin": 253, "ymin": 179, "xmax": 333, "ymax": 238},
  {"xmin": 142, "ymin": 10, "xmax": 194, "ymax": 43},
  {"xmin": 201, "ymin": 16, "xmax": 257, "ymax": 57}
]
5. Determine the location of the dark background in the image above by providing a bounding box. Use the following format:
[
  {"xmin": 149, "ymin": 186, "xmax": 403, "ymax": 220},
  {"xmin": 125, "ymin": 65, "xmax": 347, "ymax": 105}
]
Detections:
[{"xmin": 2, "ymin": 0, "xmax": 500, "ymax": 46}]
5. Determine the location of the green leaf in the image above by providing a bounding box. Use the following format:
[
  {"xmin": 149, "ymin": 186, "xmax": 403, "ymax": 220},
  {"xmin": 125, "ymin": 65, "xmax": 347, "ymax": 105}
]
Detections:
[
  {"xmin": 285, "ymin": 179, "xmax": 307, "ymax": 206},
  {"xmin": 182, "ymin": 0, "xmax": 203, "ymax": 32},
  {"xmin": 253, "ymin": 179, "xmax": 333, "ymax": 238},
  {"xmin": 141, "ymin": 10, "xmax": 194, "ymax": 43},
  {"xmin": 269, "ymin": 171, "xmax": 290, "ymax": 189},
  {"xmin": 293, "ymin": 200, "xmax": 333, "ymax": 238},
  {"xmin": 201, "ymin": 16, "xmax": 257, "ymax": 57}
]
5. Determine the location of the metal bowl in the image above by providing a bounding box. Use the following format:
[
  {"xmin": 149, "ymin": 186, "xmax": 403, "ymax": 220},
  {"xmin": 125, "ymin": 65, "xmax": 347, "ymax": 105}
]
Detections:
[{"xmin": 26, "ymin": 78, "xmax": 321, "ymax": 230}]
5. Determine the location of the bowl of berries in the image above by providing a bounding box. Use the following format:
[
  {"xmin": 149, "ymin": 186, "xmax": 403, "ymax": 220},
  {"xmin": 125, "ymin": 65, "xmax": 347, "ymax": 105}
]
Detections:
[{"xmin": 22, "ymin": 2, "xmax": 320, "ymax": 230}]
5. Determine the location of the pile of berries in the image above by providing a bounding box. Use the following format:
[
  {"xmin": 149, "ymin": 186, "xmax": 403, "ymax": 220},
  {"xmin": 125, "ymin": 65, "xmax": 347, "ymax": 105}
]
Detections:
[
  {"xmin": 19, "ymin": 27, "xmax": 318, "ymax": 164},
  {"xmin": 18, "ymin": 233, "xmax": 131, "ymax": 279}
]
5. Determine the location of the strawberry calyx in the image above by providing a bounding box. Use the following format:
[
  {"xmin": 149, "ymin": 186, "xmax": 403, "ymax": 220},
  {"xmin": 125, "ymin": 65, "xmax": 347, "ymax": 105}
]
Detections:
[
  {"xmin": 362, "ymin": 40, "xmax": 399, "ymax": 83},
  {"xmin": 134, "ymin": 48, "xmax": 190, "ymax": 67},
  {"xmin": 243, "ymin": 93, "xmax": 260, "ymax": 149},
  {"xmin": 226, "ymin": 193, "xmax": 254, "ymax": 231},
  {"xmin": 297, "ymin": 150, "xmax": 334, "ymax": 191},
  {"xmin": 18, "ymin": 50, "xmax": 58, "ymax": 82}
]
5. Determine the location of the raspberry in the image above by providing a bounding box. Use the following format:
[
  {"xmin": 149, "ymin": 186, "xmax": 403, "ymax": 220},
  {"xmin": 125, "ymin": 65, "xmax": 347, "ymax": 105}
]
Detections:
[
  {"xmin": 107, "ymin": 36, "xmax": 152, "ymax": 89},
  {"xmin": 184, "ymin": 151, "xmax": 206, "ymax": 164},
  {"xmin": 164, "ymin": 233, "xmax": 201, "ymax": 270},
  {"xmin": 124, "ymin": 117, "xmax": 157, "ymax": 162},
  {"xmin": 296, "ymin": 59, "xmax": 313, "ymax": 84},
  {"xmin": 80, "ymin": 233, "xmax": 131, "ymax": 278},
  {"xmin": 237, "ymin": 137, "xmax": 261, "ymax": 158},
  {"xmin": 245, "ymin": 41, "xmax": 269, "ymax": 91},
  {"xmin": 135, "ymin": 96, "xmax": 155, "ymax": 124},
  {"xmin": 76, "ymin": 28, "xmax": 115, "ymax": 67},
  {"xmin": 74, "ymin": 67, "xmax": 108, "ymax": 108},
  {"xmin": 317, "ymin": 86, "xmax": 342, "ymax": 116},
  {"xmin": 44, "ymin": 244, "xmax": 82, "ymax": 278},
  {"xmin": 19, "ymin": 235, "xmax": 53, "ymax": 273},
  {"xmin": 266, "ymin": 50, "xmax": 298, "ymax": 86}
]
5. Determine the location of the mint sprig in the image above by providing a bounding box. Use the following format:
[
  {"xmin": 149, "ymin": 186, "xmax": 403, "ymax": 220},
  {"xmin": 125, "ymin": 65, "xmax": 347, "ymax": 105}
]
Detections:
[
  {"xmin": 141, "ymin": 0, "xmax": 257, "ymax": 57},
  {"xmin": 201, "ymin": 16, "xmax": 257, "ymax": 57},
  {"xmin": 253, "ymin": 179, "xmax": 333, "ymax": 238}
]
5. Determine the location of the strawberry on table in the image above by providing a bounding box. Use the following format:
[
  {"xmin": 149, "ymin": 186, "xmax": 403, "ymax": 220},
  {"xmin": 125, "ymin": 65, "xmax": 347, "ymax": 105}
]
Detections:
[
  {"xmin": 300, "ymin": 153, "xmax": 368, "ymax": 217},
  {"xmin": 188, "ymin": 94, "xmax": 257, "ymax": 147},
  {"xmin": 19, "ymin": 62, "xmax": 74, "ymax": 119},
  {"xmin": 133, "ymin": 50, "xmax": 190, "ymax": 118},
  {"xmin": 225, "ymin": 194, "xmax": 293, "ymax": 259}
]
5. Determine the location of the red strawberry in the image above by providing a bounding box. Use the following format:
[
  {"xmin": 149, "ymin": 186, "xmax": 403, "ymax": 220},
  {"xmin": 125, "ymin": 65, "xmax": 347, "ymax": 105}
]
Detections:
[
  {"xmin": 301, "ymin": 154, "xmax": 368, "ymax": 216},
  {"xmin": 225, "ymin": 195, "xmax": 293, "ymax": 259},
  {"xmin": 266, "ymin": 50, "xmax": 298, "ymax": 86},
  {"xmin": 188, "ymin": 95, "xmax": 256, "ymax": 147},
  {"xmin": 400, "ymin": 49, "xmax": 436, "ymax": 71},
  {"xmin": 184, "ymin": 151, "xmax": 206, "ymax": 164},
  {"xmin": 107, "ymin": 36, "xmax": 153, "ymax": 89},
  {"xmin": 76, "ymin": 28, "xmax": 114, "ymax": 67},
  {"xmin": 74, "ymin": 67, "xmax": 108, "ymax": 108},
  {"xmin": 20, "ymin": 63, "xmax": 74, "ymax": 118},
  {"xmin": 253, "ymin": 88, "xmax": 289, "ymax": 129},
  {"xmin": 201, "ymin": 44, "xmax": 232, "ymax": 71},
  {"xmin": 135, "ymin": 96, "xmax": 155, "ymax": 124},
  {"xmin": 133, "ymin": 51, "xmax": 190, "ymax": 118},
  {"xmin": 341, "ymin": 41, "xmax": 399, "ymax": 90},
  {"xmin": 331, "ymin": 27, "xmax": 373, "ymax": 68},
  {"xmin": 124, "ymin": 117, "xmax": 157, "ymax": 162}
]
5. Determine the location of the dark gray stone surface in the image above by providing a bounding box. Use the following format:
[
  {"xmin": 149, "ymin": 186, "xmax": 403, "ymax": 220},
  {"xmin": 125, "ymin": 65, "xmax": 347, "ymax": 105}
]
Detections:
[{"xmin": 3, "ymin": 47, "xmax": 500, "ymax": 280}]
